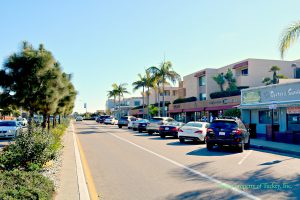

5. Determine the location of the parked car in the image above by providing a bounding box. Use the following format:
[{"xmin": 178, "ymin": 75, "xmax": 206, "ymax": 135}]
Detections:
[
  {"xmin": 76, "ymin": 116, "xmax": 83, "ymax": 121},
  {"xmin": 104, "ymin": 117, "xmax": 118, "ymax": 125},
  {"xmin": 159, "ymin": 121, "xmax": 184, "ymax": 138},
  {"xmin": 97, "ymin": 115, "xmax": 110, "ymax": 123},
  {"xmin": 146, "ymin": 117, "xmax": 175, "ymax": 135},
  {"xmin": 117, "ymin": 116, "xmax": 136, "ymax": 128},
  {"xmin": 178, "ymin": 121, "xmax": 210, "ymax": 143},
  {"xmin": 129, "ymin": 118, "xmax": 142, "ymax": 130},
  {"xmin": 17, "ymin": 117, "xmax": 28, "ymax": 127},
  {"xmin": 206, "ymin": 118, "xmax": 250, "ymax": 152},
  {"xmin": 136, "ymin": 119, "xmax": 149, "ymax": 132},
  {"xmin": 0, "ymin": 120, "xmax": 21, "ymax": 138}
]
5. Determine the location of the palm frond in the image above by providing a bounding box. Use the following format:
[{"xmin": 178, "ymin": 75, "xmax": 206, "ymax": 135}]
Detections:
[{"xmin": 280, "ymin": 21, "xmax": 300, "ymax": 58}]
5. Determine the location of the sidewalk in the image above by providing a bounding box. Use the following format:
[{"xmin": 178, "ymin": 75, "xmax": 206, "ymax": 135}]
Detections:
[
  {"xmin": 251, "ymin": 138, "xmax": 300, "ymax": 156},
  {"xmin": 55, "ymin": 125, "xmax": 79, "ymax": 200}
]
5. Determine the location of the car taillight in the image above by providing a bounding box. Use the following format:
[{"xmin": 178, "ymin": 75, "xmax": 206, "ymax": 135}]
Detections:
[
  {"xmin": 232, "ymin": 129, "xmax": 242, "ymax": 135},
  {"xmin": 178, "ymin": 129, "xmax": 183, "ymax": 132},
  {"xmin": 159, "ymin": 127, "xmax": 164, "ymax": 131},
  {"xmin": 195, "ymin": 130, "xmax": 203, "ymax": 134},
  {"xmin": 171, "ymin": 127, "xmax": 178, "ymax": 131},
  {"xmin": 207, "ymin": 128, "xmax": 213, "ymax": 133}
]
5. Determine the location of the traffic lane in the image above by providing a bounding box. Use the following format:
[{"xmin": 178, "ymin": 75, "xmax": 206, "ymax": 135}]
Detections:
[
  {"xmin": 106, "ymin": 125, "xmax": 300, "ymax": 199},
  {"xmin": 76, "ymin": 121, "xmax": 300, "ymax": 199},
  {"xmin": 76, "ymin": 121, "xmax": 249, "ymax": 200}
]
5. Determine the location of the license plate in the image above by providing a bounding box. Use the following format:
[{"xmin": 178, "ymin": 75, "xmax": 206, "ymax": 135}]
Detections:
[
  {"xmin": 165, "ymin": 127, "xmax": 169, "ymax": 130},
  {"xmin": 142, "ymin": 124, "xmax": 145, "ymax": 126},
  {"xmin": 219, "ymin": 132, "xmax": 225, "ymax": 136}
]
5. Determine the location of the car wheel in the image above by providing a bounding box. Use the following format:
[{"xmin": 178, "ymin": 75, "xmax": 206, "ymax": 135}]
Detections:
[
  {"xmin": 245, "ymin": 138, "xmax": 250, "ymax": 150},
  {"xmin": 160, "ymin": 134, "xmax": 165, "ymax": 139},
  {"xmin": 237, "ymin": 143, "xmax": 244, "ymax": 153},
  {"xmin": 207, "ymin": 142, "xmax": 214, "ymax": 151},
  {"xmin": 138, "ymin": 129, "xmax": 142, "ymax": 133},
  {"xmin": 118, "ymin": 125, "xmax": 122, "ymax": 128},
  {"xmin": 148, "ymin": 131, "xmax": 153, "ymax": 135},
  {"xmin": 179, "ymin": 138, "xmax": 185, "ymax": 143}
]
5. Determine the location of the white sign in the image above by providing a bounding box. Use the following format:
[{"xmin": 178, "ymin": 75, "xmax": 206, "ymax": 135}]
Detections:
[{"xmin": 268, "ymin": 104, "xmax": 277, "ymax": 110}]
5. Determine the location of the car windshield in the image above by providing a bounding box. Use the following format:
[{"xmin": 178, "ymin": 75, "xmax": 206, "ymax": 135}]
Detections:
[
  {"xmin": 166, "ymin": 121, "xmax": 180, "ymax": 126},
  {"xmin": 184, "ymin": 122, "xmax": 203, "ymax": 128},
  {"xmin": 149, "ymin": 118, "xmax": 163, "ymax": 123},
  {"xmin": 210, "ymin": 121, "xmax": 238, "ymax": 129},
  {"xmin": 120, "ymin": 117, "xmax": 128, "ymax": 120},
  {"xmin": 0, "ymin": 121, "xmax": 16, "ymax": 126}
]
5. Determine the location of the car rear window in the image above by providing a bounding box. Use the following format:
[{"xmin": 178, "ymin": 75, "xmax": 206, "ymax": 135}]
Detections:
[
  {"xmin": 0, "ymin": 121, "xmax": 16, "ymax": 126},
  {"xmin": 149, "ymin": 118, "xmax": 163, "ymax": 123},
  {"xmin": 184, "ymin": 122, "xmax": 203, "ymax": 128},
  {"xmin": 121, "ymin": 117, "xmax": 128, "ymax": 120},
  {"xmin": 210, "ymin": 121, "xmax": 238, "ymax": 129}
]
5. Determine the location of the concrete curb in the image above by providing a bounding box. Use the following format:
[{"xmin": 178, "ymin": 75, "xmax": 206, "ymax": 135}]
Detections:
[
  {"xmin": 72, "ymin": 123, "xmax": 91, "ymax": 200},
  {"xmin": 250, "ymin": 144, "xmax": 300, "ymax": 157}
]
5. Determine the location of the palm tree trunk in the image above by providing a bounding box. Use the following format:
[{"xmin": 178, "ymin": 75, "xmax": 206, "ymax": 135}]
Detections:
[
  {"xmin": 142, "ymin": 86, "xmax": 145, "ymax": 119},
  {"xmin": 157, "ymin": 83, "xmax": 160, "ymax": 117},
  {"xmin": 147, "ymin": 86, "xmax": 150, "ymax": 119},
  {"xmin": 118, "ymin": 95, "xmax": 121, "ymax": 118},
  {"xmin": 162, "ymin": 78, "xmax": 165, "ymax": 117},
  {"xmin": 42, "ymin": 113, "xmax": 47, "ymax": 129},
  {"xmin": 113, "ymin": 96, "xmax": 116, "ymax": 116},
  {"xmin": 58, "ymin": 114, "xmax": 61, "ymax": 124}
]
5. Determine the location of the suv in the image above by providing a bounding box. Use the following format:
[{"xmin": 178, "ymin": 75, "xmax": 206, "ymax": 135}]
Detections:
[
  {"xmin": 206, "ymin": 118, "xmax": 250, "ymax": 152},
  {"xmin": 117, "ymin": 116, "xmax": 136, "ymax": 128},
  {"xmin": 146, "ymin": 117, "xmax": 175, "ymax": 135}
]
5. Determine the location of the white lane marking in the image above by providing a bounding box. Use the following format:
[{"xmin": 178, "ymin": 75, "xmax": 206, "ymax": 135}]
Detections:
[
  {"xmin": 72, "ymin": 123, "xmax": 91, "ymax": 200},
  {"xmin": 238, "ymin": 150, "xmax": 253, "ymax": 165},
  {"xmin": 109, "ymin": 132, "xmax": 260, "ymax": 200}
]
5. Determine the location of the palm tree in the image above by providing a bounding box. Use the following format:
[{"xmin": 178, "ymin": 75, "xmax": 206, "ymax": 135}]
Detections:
[
  {"xmin": 280, "ymin": 20, "xmax": 300, "ymax": 58},
  {"xmin": 147, "ymin": 61, "xmax": 181, "ymax": 117},
  {"xmin": 145, "ymin": 70, "xmax": 154, "ymax": 119},
  {"xmin": 107, "ymin": 83, "xmax": 118, "ymax": 115},
  {"xmin": 132, "ymin": 74, "xmax": 147, "ymax": 118},
  {"xmin": 224, "ymin": 69, "xmax": 237, "ymax": 91},
  {"xmin": 262, "ymin": 66, "xmax": 287, "ymax": 85},
  {"xmin": 116, "ymin": 83, "xmax": 130, "ymax": 118},
  {"xmin": 212, "ymin": 73, "xmax": 225, "ymax": 91}
]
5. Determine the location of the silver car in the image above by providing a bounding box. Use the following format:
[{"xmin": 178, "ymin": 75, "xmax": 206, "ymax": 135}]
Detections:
[
  {"xmin": 146, "ymin": 117, "xmax": 175, "ymax": 135},
  {"xmin": 0, "ymin": 120, "xmax": 21, "ymax": 138}
]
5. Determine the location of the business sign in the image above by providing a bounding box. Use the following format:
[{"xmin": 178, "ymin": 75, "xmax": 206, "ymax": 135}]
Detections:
[
  {"xmin": 287, "ymin": 107, "xmax": 300, "ymax": 114},
  {"xmin": 241, "ymin": 82, "xmax": 300, "ymax": 105}
]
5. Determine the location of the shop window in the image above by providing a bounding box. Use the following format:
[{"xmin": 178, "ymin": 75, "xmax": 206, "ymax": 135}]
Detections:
[
  {"xmin": 199, "ymin": 93, "xmax": 206, "ymax": 101},
  {"xmin": 259, "ymin": 110, "xmax": 279, "ymax": 124},
  {"xmin": 134, "ymin": 101, "xmax": 140, "ymax": 106},
  {"xmin": 198, "ymin": 76, "xmax": 206, "ymax": 86}
]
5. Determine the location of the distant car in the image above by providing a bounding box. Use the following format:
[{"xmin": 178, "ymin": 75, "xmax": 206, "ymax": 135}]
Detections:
[
  {"xmin": 128, "ymin": 118, "xmax": 142, "ymax": 130},
  {"xmin": 178, "ymin": 121, "xmax": 210, "ymax": 143},
  {"xmin": 76, "ymin": 116, "xmax": 83, "ymax": 121},
  {"xmin": 17, "ymin": 118, "xmax": 28, "ymax": 127},
  {"xmin": 137, "ymin": 119, "xmax": 149, "ymax": 133},
  {"xmin": 0, "ymin": 120, "xmax": 21, "ymax": 138},
  {"xmin": 104, "ymin": 117, "xmax": 118, "ymax": 125},
  {"xmin": 117, "ymin": 116, "xmax": 136, "ymax": 128},
  {"xmin": 146, "ymin": 117, "xmax": 175, "ymax": 135},
  {"xmin": 97, "ymin": 115, "xmax": 110, "ymax": 123},
  {"xmin": 159, "ymin": 121, "xmax": 184, "ymax": 138},
  {"xmin": 206, "ymin": 118, "xmax": 250, "ymax": 152}
]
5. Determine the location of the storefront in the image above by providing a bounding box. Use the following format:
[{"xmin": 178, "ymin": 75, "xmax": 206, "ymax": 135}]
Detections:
[{"xmin": 240, "ymin": 81, "xmax": 300, "ymax": 143}]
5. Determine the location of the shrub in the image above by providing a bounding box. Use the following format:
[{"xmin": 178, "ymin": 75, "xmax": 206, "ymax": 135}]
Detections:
[
  {"xmin": 0, "ymin": 170, "xmax": 54, "ymax": 200},
  {"xmin": 210, "ymin": 90, "xmax": 241, "ymax": 99},
  {"xmin": 173, "ymin": 97, "xmax": 197, "ymax": 104},
  {"xmin": 0, "ymin": 126, "xmax": 55, "ymax": 171},
  {"xmin": 223, "ymin": 109, "xmax": 241, "ymax": 118}
]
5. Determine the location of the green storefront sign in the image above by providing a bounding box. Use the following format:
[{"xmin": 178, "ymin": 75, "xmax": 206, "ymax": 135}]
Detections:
[{"xmin": 242, "ymin": 91, "xmax": 261, "ymax": 104}]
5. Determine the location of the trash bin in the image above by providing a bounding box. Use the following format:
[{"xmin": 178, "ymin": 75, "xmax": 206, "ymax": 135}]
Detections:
[
  {"xmin": 266, "ymin": 124, "xmax": 279, "ymax": 141},
  {"xmin": 249, "ymin": 124, "xmax": 257, "ymax": 138}
]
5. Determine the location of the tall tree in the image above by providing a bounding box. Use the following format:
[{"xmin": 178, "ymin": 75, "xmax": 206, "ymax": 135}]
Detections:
[
  {"xmin": 145, "ymin": 70, "xmax": 154, "ymax": 119},
  {"xmin": 262, "ymin": 66, "xmax": 287, "ymax": 85},
  {"xmin": 115, "ymin": 83, "xmax": 130, "ymax": 118},
  {"xmin": 224, "ymin": 69, "xmax": 237, "ymax": 91},
  {"xmin": 212, "ymin": 73, "xmax": 225, "ymax": 92},
  {"xmin": 280, "ymin": 20, "xmax": 300, "ymax": 58},
  {"xmin": 107, "ymin": 83, "xmax": 118, "ymax": 116},
  {"xmin": 132, "ymin": 74, "xmax": 147, "ymax": 119},
  {"xmin": 147, "ymin": 61, "xmax": 181, "ymax": 117}
]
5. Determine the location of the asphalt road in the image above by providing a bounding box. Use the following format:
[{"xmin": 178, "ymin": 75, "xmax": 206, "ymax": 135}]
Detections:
[{"xmin": 75, "ymin": 121, "xmax": 300, "ymax": 200}]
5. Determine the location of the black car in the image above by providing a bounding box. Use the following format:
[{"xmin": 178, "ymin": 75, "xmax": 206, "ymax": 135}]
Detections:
[
  {"xmin": 206, "ymin": 118, "xmax": 250, "ymax": 152},
  {"xmin": 159, "ymin": 122, "xmax": 184, "ymax": 138},
  {"xmin": 137, "ymin": 119, "xmax": 149, "ymax": 133},
  {"xmin": 97, "ymin": 115, "xmax": 110, "ymax": 123}
]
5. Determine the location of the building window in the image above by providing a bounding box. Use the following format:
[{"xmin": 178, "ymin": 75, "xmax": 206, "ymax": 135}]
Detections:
[
  {"xmin": 259, "ymin": 110, "xmax": 279, "ymax": 124},
  {"xmin": 198, "ymin": 76, "xmax": 206, "ymax": 86},
  {"xmin": 173, "ymin": 91, "xmax": 176, "ymax": 96},
  {"xmin": 241, "ymin": 68, "xmax": 248, "ymax": 76},
  {"xmin": 160, "ymin": 90, "xmax": 170, "ymax": 96},
  {"xmin": 134, "ymin": 101, "xmax": 140, "ymax": 106},
  {"xmin": 199, "ymin": 93, "xmax": 206, "ymax": 101}
]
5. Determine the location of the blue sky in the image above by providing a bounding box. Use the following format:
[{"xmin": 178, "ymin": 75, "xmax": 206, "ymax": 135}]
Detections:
[{"xmin": 1, "ymin": 0, "xmax": 300, "ymax": 113}]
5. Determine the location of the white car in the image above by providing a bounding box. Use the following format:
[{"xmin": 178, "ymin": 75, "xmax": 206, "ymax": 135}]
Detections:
[
  {"xmin": 0, "ymin": 120, "xmax": 21, "ymax": 138},
  {"xmin": 178, "ymin": 121, "xmax": 210, "ymax": 143},
  {"xmin": 17, "ymin": 118, "xmax": 28, "ymax": 127},
  {"xmin": 128, "ymin": 118, "xmax": 142, "ymax": 129},
  {"xmin": 76, "ymin": 116, "xmax": 83, "ymax": 121},
  {"xmin": 104, "ymin": 117, "xmax": 118, "ymax": 125}
]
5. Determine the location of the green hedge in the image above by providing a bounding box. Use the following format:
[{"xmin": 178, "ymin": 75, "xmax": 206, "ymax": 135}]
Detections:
[
  {"xmin": 210, "ymin": 90, "xmax": 241, "ymax": 99},
  {"xmin": 173, "ymin": 97, "xmax": 197, "ymax": 104},
  {"xmin": 223, "ymin": 108, "xmax": 241, "ymax": 118},
  {"xmin": 0, "ymin": 170, "xmax": 54, "ymax": 200}
]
